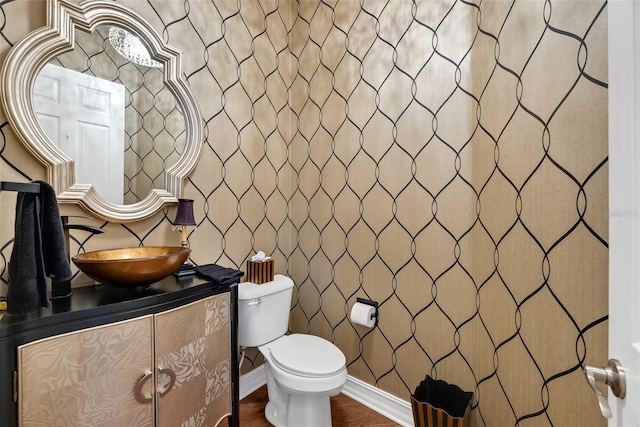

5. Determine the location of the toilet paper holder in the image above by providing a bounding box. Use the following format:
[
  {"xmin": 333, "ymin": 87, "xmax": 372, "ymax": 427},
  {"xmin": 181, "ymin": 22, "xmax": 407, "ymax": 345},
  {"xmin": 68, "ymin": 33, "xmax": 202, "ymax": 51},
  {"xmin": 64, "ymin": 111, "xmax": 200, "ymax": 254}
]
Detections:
[{"xmin": 356, "ymin": 297, "xmax": 379, "ymax": 327}]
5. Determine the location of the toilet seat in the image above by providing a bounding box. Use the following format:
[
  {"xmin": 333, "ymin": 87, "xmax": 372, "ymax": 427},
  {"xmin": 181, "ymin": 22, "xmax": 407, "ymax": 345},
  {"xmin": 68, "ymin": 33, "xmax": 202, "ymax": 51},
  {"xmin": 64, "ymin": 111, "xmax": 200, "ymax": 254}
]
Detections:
[
  {"xmin": 260, "ymin": 334, "xmax": 348, "ymax": 396},
  {"xmin": 268, "ymin": 334, "xmax": 346, "ymax": 378}
]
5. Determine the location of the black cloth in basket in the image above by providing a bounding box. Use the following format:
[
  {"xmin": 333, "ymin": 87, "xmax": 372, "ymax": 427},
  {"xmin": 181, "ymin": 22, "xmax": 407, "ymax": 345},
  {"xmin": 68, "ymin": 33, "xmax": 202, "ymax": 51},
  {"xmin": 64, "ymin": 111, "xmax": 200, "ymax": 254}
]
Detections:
[{"xmin": 411, "ymin": 376, "xmax": 473, "ymax": 427}]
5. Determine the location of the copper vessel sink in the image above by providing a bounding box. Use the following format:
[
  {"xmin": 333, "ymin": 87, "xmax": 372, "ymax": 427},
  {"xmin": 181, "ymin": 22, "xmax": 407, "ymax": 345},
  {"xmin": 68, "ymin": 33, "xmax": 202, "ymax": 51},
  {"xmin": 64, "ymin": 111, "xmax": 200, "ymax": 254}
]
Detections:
[{"xmin": 72, "ymin": 246, "xmax": 191, "ymax": 287}]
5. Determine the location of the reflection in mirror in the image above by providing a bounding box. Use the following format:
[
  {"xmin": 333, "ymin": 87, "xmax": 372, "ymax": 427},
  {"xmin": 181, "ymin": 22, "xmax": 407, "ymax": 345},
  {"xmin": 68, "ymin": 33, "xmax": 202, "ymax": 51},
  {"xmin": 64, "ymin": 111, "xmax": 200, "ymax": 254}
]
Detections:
[
  {"xmin": 33, "ymin": 25, "xmax": 187, "ymax": 205},
  {"xmin": 1, "ymin": 0, "xmax": 203, "ymax": 222},
  {"xmin": 108, "ymin": 27, "xmax": 163, "ymax": 69}
]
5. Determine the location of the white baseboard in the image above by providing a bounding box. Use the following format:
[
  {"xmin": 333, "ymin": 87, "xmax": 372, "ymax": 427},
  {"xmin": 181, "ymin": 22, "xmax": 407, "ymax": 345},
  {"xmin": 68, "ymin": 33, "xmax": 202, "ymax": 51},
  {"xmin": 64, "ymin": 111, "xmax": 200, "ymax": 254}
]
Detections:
[
  {"xmin": 239, "ymin": 367, "xmax": 413, "ymax": 426},
  {"xmin": 341, "ymin": 376, "xmax": 413, "ymax": 427},
  {"xmin": 239, "ymin": 364, "xmax": 266, "ymax": 400}
]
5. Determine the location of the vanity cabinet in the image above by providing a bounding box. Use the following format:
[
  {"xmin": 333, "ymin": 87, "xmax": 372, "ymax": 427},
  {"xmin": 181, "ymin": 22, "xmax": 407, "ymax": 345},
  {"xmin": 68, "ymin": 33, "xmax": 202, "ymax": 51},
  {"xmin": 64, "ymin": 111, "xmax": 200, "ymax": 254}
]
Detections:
[
  {"xmin": 0, "ymin": 276, "xmax": 239, "ymax": 427},
  {"xmin": 154, "ymin": 294, "xmax": 232, "ymax": 427},
  {"xmin": 18, "ymin": 315, "xmax": 155, "ymax": 425}
]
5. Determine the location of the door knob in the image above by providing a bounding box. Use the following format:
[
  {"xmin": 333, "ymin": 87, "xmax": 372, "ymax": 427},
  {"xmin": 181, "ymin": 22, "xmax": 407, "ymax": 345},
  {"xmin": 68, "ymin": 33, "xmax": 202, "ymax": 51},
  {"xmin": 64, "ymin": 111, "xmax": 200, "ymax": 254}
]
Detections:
[{"xmin": 584, "ymin": 359, "xmax": 626, "ymax": 418}]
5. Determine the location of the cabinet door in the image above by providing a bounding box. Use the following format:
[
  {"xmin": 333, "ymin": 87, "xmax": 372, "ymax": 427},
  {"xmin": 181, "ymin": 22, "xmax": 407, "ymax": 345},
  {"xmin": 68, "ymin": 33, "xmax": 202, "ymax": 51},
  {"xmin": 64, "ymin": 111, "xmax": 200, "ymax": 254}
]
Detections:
[
  {"xmin": 17, "ymin": 315, "xmax": 154, "ymax": 427},
  {"xmin": 154, "ymin": 293, "xmax": 231, "ymax": 427}
]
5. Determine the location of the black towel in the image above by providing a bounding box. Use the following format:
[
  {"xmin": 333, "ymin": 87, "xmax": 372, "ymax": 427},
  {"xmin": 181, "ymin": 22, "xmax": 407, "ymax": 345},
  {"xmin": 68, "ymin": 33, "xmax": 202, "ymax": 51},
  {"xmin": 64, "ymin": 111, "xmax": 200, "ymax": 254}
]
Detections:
[
  {"xmin": 7, "ymin": 180, "xmax": 72, "ymax": 315},
  {"xmin": 194, "ymin": 264, "xmax": 244, "ymax": 286}
]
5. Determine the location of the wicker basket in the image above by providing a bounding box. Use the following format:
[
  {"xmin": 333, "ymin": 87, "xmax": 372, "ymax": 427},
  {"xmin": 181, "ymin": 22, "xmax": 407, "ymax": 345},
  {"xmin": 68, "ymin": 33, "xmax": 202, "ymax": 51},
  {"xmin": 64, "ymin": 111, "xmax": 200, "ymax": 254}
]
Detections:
[{"xmin": 411, "ymin": 376, "xmax": 472, "ymax": 427}]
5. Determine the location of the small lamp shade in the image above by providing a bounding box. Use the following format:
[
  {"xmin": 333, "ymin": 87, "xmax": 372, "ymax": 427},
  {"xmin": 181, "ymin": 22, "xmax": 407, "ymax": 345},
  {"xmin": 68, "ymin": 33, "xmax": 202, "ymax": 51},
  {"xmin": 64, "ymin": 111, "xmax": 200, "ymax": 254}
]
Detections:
[
  {"xmin": 174, "ymin": 199, "xmax": 196, "ymax": 226},
  {"xmin": 173, "ymin": 199, "xmax": 196, "ymax": 248}
]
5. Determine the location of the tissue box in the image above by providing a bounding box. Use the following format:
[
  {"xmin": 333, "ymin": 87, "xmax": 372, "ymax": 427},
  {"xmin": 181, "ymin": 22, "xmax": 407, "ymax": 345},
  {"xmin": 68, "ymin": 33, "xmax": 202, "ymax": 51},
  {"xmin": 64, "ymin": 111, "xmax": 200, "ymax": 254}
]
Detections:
[{"xmin": 246, "ymin": 259, "xmax": 274, "ymax": 284}]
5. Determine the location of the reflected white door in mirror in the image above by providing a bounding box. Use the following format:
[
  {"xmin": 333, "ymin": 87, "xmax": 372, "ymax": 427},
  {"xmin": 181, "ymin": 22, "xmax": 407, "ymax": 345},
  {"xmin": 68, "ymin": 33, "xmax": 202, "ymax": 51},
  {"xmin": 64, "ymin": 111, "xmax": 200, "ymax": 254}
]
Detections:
[
  {"xmin": 0, "ymin": 0, "xmax": 204, "ymax": 222},
  {"xmin": 34, "ymin": 64, "xmax": 125, "ymax": 205}
]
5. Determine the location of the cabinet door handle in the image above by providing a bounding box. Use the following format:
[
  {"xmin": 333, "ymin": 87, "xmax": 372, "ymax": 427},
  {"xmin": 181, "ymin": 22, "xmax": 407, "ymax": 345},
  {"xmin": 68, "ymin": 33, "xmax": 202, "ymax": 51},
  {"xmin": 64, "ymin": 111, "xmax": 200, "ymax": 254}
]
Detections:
[
  {"xmin": 134, "ymin": 370, "xmax": 153, "ymax": 404},
  {"xmin": 157, "ymin": 367, "xmax": 176, "ymax": 397}
]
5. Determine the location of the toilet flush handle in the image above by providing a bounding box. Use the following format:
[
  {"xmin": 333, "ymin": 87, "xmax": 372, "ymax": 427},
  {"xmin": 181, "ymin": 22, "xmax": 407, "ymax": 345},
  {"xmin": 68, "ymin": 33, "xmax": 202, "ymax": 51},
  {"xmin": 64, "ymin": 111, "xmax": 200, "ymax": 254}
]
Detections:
[
  {"xmin": 584, "ymin": 359, "xmax": 626, "ymax": 418},
  {"xmin": 248, "ymin": 298, "xmax": 262, "ymax": 306}
]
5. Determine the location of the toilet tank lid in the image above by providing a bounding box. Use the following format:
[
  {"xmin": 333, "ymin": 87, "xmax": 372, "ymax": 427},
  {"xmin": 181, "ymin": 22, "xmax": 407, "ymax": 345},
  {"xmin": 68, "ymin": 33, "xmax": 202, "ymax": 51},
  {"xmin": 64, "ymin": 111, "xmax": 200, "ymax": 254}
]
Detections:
[{"xmin": 238, "ymin": 274, "xmax": 294, "ymax": 300}]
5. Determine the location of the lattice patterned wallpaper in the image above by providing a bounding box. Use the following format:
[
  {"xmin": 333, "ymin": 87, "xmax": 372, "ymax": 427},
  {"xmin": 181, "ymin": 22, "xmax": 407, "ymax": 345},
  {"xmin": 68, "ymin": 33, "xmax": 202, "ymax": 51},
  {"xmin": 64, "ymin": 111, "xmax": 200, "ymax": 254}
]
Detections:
[{"xmin": 0, "ymin": 1, "xmax": 608, "ymax": 426}]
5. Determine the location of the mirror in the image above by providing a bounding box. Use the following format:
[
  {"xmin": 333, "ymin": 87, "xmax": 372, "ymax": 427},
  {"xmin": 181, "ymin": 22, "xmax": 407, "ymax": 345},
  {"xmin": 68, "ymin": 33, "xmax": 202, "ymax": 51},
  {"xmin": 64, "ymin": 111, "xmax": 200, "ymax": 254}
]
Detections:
[
  {"xmin": 1, "ymin": 0, "xmax": 203, "ymax": 222},
  {"xmin": 34, "ymin": 25, "xmax": 186, "ymax": 206}
]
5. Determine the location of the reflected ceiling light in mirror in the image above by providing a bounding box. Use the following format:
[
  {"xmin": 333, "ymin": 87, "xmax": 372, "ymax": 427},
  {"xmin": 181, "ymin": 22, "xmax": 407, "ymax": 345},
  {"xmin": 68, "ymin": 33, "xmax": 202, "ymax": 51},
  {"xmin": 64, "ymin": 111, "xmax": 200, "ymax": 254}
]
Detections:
[{"xmin": 108, "ymin": 27, "xmax": 162, "ymax": 68}]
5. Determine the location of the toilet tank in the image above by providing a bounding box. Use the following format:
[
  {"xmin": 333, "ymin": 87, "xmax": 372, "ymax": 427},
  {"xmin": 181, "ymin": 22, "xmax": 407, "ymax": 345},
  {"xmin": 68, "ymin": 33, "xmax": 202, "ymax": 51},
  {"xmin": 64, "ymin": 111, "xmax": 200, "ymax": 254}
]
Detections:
[{"xmin": 238, "ymin": 274, "xmax": 294, "ymax": 348}]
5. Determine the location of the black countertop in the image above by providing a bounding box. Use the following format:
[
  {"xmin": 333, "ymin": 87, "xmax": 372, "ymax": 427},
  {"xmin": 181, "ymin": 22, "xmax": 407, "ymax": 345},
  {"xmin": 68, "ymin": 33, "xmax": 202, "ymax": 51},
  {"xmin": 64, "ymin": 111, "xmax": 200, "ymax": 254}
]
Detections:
[{"xmin": 0, "ymin": 274, "xmax": 236, "ymax": 342}]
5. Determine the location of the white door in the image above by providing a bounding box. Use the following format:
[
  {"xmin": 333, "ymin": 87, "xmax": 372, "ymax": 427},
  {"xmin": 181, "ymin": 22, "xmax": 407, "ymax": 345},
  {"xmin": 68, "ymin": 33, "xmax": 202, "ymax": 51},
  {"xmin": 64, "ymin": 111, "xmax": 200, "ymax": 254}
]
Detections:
[
  {"xmin": 33, "ymin": 63, "xmax": 125, "ymax": 204},
  {"xmin": 606, "ymin": 0, "xmax": 640, "ymax": 425}
]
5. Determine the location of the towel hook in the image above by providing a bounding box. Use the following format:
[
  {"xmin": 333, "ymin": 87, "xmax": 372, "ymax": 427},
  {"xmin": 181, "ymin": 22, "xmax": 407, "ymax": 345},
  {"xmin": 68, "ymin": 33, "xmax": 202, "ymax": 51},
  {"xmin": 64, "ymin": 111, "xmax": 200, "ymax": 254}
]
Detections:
[{"xmin": 1, "ymin": 181, "xmax": 41, "ymax": 194}]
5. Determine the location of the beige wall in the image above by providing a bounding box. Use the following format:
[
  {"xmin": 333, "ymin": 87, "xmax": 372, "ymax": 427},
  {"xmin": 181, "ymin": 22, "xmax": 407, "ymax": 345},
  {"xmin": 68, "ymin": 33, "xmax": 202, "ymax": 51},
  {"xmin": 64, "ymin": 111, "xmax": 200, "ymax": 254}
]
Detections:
[{"xmin": 0, "ymin": 0, "xmax": 608, "ymax": 426}]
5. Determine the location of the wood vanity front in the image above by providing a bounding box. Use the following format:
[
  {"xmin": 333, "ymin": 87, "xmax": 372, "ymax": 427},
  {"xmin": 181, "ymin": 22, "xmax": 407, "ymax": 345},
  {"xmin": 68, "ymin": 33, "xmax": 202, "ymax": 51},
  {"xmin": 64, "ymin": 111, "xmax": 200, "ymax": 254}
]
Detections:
[{"xmin": 0, "ymin": 276, "xmax": 239, "ymax": 427}]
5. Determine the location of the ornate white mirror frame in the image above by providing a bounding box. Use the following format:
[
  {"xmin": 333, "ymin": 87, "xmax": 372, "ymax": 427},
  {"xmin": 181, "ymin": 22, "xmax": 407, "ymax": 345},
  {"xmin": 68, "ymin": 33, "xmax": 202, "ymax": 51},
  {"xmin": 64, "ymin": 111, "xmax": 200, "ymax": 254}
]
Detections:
[{"xmin": 0, "ymin": 0, "xmax": 203, "ymax": 222}]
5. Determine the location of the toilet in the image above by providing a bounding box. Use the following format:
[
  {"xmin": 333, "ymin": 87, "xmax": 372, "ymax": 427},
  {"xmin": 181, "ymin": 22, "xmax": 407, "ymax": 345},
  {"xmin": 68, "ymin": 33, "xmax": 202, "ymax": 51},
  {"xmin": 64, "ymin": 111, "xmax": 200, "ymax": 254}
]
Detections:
[{"xmin": 238, "ymin": 274, "xmax": 348, "ymax": 427}]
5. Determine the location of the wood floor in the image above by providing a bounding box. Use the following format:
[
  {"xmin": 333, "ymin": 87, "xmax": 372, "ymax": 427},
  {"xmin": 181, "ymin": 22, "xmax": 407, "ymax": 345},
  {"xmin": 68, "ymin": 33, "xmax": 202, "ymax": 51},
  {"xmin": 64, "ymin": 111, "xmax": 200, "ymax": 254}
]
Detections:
[{"xmin": 239, "ymin": 385, "xmax": 402, "ymax": 427}]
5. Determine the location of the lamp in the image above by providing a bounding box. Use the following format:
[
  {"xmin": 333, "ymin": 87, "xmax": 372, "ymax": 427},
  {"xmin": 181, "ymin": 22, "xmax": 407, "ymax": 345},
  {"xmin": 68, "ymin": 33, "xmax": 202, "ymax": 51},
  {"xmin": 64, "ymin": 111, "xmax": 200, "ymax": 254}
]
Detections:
[{"xmin": 173, "ymin": 199, "xmax": 196, "ymax": 248}]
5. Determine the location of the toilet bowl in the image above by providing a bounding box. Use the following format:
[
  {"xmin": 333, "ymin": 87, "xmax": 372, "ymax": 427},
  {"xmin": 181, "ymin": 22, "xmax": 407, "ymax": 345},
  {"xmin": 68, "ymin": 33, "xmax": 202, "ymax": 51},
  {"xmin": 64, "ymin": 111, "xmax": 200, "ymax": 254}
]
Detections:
[
  {"xmin": 259, "ymin": 334, "xmax": 347, "ymax": 427},
  {"xmin": 238, "ymin": 275, "xmax": 348, "ymax": 427}
]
